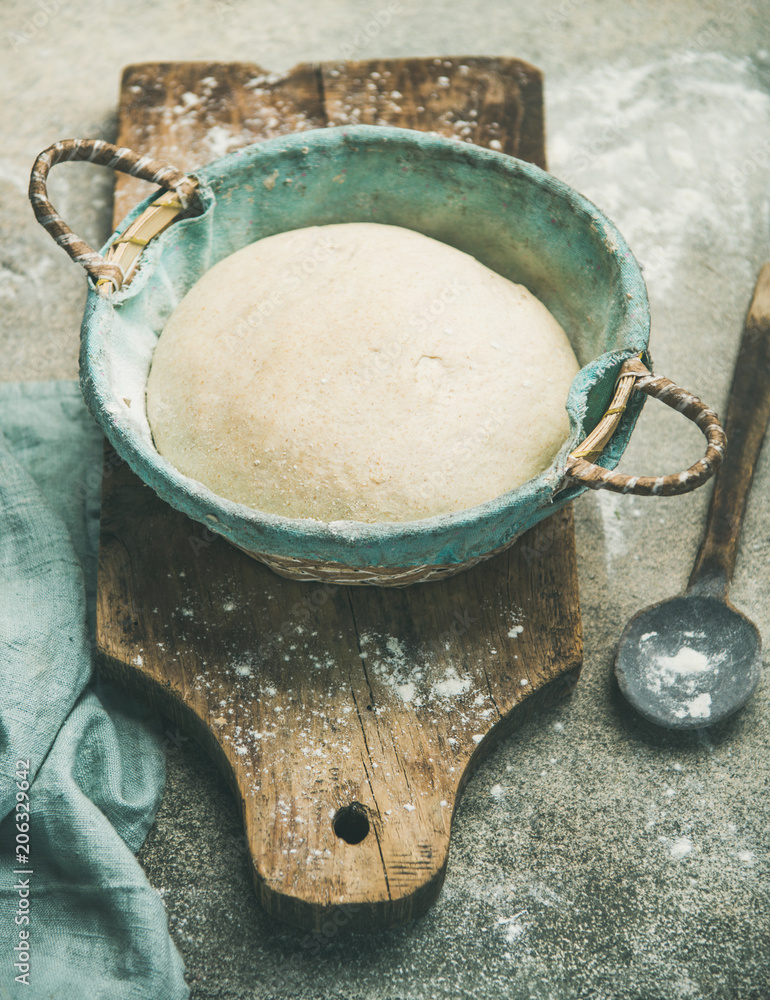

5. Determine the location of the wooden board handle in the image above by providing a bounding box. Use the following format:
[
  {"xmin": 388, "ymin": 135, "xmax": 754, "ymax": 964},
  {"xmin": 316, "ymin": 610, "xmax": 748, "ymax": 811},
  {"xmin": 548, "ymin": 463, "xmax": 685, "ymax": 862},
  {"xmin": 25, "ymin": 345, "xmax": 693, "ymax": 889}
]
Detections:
[{"xmin": 688, "ymin": 264, "xmax": 770, "ymax": 596}]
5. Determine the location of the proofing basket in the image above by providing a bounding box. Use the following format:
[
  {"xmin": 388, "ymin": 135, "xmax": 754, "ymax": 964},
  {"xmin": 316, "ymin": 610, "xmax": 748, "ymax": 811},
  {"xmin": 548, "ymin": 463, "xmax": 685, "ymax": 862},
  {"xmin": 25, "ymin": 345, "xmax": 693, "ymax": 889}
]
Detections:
[{"xmin": 29, "ymin": 126, "xmax": 725, "ymax": 585}]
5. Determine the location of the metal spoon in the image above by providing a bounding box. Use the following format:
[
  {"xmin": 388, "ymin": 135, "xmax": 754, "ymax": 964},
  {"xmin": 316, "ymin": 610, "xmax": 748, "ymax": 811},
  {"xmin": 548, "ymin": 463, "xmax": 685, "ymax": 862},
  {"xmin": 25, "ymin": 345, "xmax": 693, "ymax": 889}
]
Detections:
[{"xmin": 615, "ymin": 264, "xmax": 770, "ymax": 729}]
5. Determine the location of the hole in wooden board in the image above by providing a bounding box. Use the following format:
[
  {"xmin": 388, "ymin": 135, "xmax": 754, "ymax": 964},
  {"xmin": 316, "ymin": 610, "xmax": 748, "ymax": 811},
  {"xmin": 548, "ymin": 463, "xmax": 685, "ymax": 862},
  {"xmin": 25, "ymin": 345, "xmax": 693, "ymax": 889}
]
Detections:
[{"xmin": 333, "ymin": 802, "xmax": 370, "ymax": 844}]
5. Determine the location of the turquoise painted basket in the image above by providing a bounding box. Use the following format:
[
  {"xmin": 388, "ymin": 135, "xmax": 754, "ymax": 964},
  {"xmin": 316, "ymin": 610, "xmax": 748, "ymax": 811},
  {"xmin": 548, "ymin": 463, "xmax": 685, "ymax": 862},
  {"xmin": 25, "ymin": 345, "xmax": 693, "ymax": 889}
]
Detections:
[{"xmin": 29, "ymin": 128, "xmax": 725, "ymax": 585}]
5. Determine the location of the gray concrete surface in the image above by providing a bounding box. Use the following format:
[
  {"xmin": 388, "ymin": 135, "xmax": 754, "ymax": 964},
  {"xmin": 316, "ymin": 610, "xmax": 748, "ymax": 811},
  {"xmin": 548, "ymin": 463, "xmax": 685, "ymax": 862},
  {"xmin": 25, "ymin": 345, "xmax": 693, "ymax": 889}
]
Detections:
[{"xmin": 2, "ymin": 1, "xmax": 769, "ymax": 997}]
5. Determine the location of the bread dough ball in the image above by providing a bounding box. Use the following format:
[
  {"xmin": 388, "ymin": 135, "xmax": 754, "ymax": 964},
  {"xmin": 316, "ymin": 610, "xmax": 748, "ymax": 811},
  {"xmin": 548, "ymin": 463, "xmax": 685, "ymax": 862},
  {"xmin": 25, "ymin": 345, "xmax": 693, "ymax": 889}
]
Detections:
[{"xmin": 146, "ymin": 223, "xmax": 580, "ymax": 523}]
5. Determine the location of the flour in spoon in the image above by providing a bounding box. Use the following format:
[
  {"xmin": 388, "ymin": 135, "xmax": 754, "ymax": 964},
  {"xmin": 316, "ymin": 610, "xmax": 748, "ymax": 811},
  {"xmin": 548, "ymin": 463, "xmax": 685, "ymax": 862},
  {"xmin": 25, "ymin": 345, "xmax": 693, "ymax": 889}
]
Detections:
[
  {"xmin": 645, "ymin": 645, "xmax": 723, "ymax": 696},
  {"xmin": 674, "ymin": 692, "xmax": 713, "ymax": 720},
  {"xmin": 657, "ymin": 647, "xmax": 710, "ymax": 676}
]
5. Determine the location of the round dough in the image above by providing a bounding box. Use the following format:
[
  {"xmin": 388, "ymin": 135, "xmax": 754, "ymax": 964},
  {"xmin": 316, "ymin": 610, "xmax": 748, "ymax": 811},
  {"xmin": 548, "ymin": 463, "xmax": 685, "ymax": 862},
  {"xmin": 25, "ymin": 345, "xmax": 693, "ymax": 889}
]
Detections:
[{"xmin": 146, "ymin": 223, "xmax": 580, "ymax": 523}]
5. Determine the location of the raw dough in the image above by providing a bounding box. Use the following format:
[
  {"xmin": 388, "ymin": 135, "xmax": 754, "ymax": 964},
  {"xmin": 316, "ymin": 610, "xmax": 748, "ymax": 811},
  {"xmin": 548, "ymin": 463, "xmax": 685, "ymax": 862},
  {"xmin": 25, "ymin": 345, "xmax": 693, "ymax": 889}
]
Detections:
[{"xmin": 146, "ymin": 223, "xmax": 580, "ymax": 523}]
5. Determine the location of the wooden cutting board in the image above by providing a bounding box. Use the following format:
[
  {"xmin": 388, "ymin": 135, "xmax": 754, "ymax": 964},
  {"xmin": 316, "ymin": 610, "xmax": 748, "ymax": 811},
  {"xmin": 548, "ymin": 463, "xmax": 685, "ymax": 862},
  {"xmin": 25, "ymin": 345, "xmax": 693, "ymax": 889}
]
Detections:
[{"xmin": 96, "ymin": 57, "xmax": 581, "ymax": 933}]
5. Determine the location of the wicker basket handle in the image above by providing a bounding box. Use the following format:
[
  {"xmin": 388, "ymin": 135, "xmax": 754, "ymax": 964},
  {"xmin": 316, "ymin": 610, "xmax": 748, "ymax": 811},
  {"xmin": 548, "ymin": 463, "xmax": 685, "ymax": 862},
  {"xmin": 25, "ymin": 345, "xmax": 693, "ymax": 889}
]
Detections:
[
  {"xmin": 29, "ymin": 138, "xmax": 198, "ymax": 293},
  {"xmin": 565, "ymin": 356, "xmax": 726, "ymax": 495}
]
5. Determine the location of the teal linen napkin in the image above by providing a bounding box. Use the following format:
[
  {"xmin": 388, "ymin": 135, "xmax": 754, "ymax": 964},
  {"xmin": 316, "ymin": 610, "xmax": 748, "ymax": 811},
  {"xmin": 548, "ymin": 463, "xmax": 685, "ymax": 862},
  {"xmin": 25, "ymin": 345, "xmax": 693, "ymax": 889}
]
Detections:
[{"xmin": 0, "ymin": 382, "xmax": 188, "ymax": 999}]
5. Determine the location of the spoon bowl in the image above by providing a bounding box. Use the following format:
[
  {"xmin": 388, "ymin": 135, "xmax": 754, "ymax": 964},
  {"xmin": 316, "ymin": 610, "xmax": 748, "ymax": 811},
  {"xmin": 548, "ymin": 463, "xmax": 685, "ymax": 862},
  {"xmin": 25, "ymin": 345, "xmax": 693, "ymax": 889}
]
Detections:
[{"xmin": 615, "ymin": 593, "xmax": 761, "ymax": 729}]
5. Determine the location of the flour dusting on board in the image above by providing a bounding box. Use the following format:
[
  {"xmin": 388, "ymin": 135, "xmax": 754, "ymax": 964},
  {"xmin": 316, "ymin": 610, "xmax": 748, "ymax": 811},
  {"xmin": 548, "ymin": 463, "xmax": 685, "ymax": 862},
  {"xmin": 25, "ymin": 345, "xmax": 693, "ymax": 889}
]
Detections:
[
  {"xmin": 433, "ymin": 667, "xmax": 472, "ymax": 698},
  {"xmin": 360, "ymin": 632, "xmax": 476, "ymax": 707},
  {"xmin": 361, "ymin": 632, "xmax": 425, "ymax": 705},
  {"xmin": 351, "ymin": 626, "xmax": 531, "ymax": 735}
]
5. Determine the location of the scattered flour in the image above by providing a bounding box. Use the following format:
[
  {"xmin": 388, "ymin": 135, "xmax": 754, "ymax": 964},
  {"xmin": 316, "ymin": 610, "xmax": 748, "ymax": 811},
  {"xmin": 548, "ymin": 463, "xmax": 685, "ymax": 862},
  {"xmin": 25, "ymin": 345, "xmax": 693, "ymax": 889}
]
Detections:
[
  {"xmin": 361, "ymin": 633, "xmax": 489, "ymax": 717},
  {"xmin": 396, "ymin": 680, "xmax": 417, "ymax": 704},
  {"xmin": 433, "ymin": 667, "xmax": 471, "ymax": 698},
  {"xmin": 497, "ymin": 912, "xmax": 527, "ymax": 943},
  {"xmin": 206, "ymin": 125, "xmax": 240, "ymax": 160},
  {"xmin": 362, "ymin": 632, "xmax": 426, "ymax": 706},
  {"xmin": 596, "ymin": 490, "xmax": 628, "ymax": 573},
  {"xmin": 549, "ymin": 53, "xmax": 770, "ymax": 298},
  {"xmin": 670, "ymin": 836, "xmax": 694, "ymax": 859}
]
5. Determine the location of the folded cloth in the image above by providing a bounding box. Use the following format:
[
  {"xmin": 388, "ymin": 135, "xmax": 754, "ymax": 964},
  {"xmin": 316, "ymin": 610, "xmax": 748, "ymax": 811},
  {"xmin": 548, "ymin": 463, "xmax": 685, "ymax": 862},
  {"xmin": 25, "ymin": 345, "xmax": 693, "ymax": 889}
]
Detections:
[{"xmin": 0, "ymin": 382, "xmax": 187, "ymax": 999}]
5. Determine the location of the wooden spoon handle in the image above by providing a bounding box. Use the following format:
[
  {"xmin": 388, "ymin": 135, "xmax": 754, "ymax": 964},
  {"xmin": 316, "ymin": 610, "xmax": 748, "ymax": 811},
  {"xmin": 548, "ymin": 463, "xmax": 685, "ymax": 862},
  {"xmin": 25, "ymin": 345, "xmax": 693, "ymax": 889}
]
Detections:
[{"xmin": 688, "ymin": 264, "xmax": 770, "ymax": 596}]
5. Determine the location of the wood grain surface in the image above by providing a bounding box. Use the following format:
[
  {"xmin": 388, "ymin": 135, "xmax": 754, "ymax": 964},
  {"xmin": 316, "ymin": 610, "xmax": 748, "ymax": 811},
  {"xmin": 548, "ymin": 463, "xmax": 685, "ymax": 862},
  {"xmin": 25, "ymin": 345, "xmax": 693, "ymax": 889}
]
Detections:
[{"xmin": 97, "ymin": 56, "xmax": 581, "ymax": 932}]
